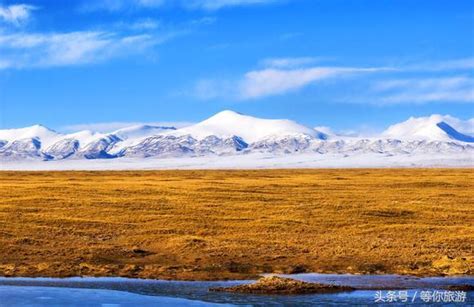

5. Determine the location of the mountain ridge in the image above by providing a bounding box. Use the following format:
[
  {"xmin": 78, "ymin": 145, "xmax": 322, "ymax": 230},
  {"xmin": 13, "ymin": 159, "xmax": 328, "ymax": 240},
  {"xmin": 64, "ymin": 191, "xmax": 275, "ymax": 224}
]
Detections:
[
  {"xmin": 1, "ymin": 111, "xmax": 473, "ymax": 162},
  {"xmin": 167, "ymin": 110, "xmax": 324, "ymax": 143},
  {"xmin": 382, "ymin": 114, "xmax": 474, "ymax": 142}
]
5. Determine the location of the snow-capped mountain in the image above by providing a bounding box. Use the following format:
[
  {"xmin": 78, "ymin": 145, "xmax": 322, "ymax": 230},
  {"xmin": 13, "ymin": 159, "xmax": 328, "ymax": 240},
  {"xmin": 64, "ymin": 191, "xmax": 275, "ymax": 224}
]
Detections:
[
  {"xmin": 112, "ymin": 124, "xmax": 176, "ymax": 140},
  {"xmin": 168, "ymin": 110, "xmax": 325, "ymax": 142},
  {"xmin": 0, "ymin": 123, "xmax": 176, "ymax": 160},
  {"xmin": 107, "ymin": 125, "xmax": 176, "ymax": 154},
  {"xmin": 0, "ymin": 111, "xmax": 473, "ymax": 164},
  {"xmin": 0, "ymin": 125, "xmax": 60, "ymax": 149},
  {"xmin": 383, "ymin": 114, "xmax": 474, "ymax": 142}
]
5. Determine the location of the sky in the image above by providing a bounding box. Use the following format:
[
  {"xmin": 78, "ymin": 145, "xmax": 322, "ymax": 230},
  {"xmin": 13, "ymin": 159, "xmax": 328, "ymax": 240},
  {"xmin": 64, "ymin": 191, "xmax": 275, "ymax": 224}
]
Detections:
[{"xmin": 0, "ymin": 0, "xmax": 473, "ymax": 133}]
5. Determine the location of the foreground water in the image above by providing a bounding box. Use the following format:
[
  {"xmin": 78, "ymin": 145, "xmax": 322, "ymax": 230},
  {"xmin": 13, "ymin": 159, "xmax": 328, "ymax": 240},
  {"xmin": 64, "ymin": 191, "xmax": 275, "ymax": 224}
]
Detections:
[{"xmin": 0, "ymin": 274, "xmax": 472, "ymax": 306}]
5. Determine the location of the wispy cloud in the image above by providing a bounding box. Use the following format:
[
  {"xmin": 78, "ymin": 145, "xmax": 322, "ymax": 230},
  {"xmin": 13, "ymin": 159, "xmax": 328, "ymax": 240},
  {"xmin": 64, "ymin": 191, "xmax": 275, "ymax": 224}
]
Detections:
[
  {"xmin": 372, "ymin": 76, "xmax": 474, "ymax": 105},
  {"xmin": 0, "ymin": 3, "xmax": 37, "ymax": 26},
  {"xmin": 191, "ymin": 62, "xmax": 390, "ymax": 100},
  {"xmin": 62, "ymin": 121, "xmax": 194, "ymax": 133},
  {"xmin": 406, "ymin": 57, "xmax": 474, "ymax": 72},
  {"xmin": 0, "ymin": 1, "xmax": 214, "ymax": 70},
  {"xmin": 80, "ymin": 0, "xmax": 279, "ymax": 11},
  {"xmin": 80, "ymin": 0, "xmax": 164, "ymax": 12},
  {"xmin": 260, "ymin": 57, "xmax": 318, "ymax": 69},
  {"xmin": 124, "ymin": 18, "xmax": 162, "ymax": 30},
  {"xmin": 0, "ymin": 30, "xmax": 174, "ymax": 69},
  {"xmin": 191, "ymin": 56, "xmax": 474, "ymax": 103},
  {"xmin": 189, "ymin": 16, "xmax": 217, "ymax": 26},
  {"xmin": 240, "ymin": 67, "xmax": 387, "ymax": 99},
  {"xmin": 185, "ymin": 0, "xmax": 279, "ymax": 10}
]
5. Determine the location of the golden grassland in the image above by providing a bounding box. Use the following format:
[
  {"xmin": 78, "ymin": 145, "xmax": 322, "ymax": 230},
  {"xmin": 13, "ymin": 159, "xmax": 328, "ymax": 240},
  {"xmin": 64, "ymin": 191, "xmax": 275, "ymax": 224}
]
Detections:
[{"xmin": 0, "ymin": 169, "xmax": 473, "ymax": 280}]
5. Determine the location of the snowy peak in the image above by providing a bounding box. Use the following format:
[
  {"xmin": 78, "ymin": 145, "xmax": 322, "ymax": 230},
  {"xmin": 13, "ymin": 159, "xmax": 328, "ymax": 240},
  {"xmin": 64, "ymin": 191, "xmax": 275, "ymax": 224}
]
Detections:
[
  {"xmin": 173, "ymin": 110, "xmax": 319, "ymax": 143},
  {"xmin": 63, "ymin": 130, "xmax": 106, "ymax": 147},
  {"xmin": 1, "ymin": 112, "xmax": 473, "ymax": 162},
  {"xmin": 0, "ymin": 125, "xmax": 60, "ymax": 148},
  {"xmin": 0, "ymin": 124, "xmax": 58, "ymax": 141},
  {"xmin": 107, "ymin": 125, "xmax": 177, "ymax": 154},
  {"xmin": 383, "ymin": 115, "xmax": 474, "ymax": 143},
  {"xmin": 112, "ymin": 124, "xmax": 176, "ymax": 140}
]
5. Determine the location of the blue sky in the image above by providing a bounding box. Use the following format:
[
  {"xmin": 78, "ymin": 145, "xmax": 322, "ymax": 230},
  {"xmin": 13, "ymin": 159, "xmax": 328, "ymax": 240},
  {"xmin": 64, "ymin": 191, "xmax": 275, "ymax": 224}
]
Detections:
[{"xmin": 0, "ymin": 0, "xmax": 473, "ymax": 133}]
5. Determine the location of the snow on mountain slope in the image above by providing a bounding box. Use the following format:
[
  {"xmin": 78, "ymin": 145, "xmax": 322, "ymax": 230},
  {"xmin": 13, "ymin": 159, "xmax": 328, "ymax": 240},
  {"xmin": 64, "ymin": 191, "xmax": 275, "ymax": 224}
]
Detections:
[
  {"xmin": 0, "ymin": 125, "xmax": 60, "ymax": 148},
  {"xmin": 119, "ymin": 134, "xmax": 248, "ymax": 158},
  {"xmin": 0, "ymin": 124, "xmax": 175, "ymax": 157},
  {"xmin": 61, "ymin": 130, "xmax": 107, "ymax": 148},
  {"xmin": 108, "ymin": 125, "xmax": 176, "ymax": 153},
  {"xmin": 44, "ymin": 138, "xmax": 80, "ymax": 160},
  {"xmin": 0, "ymin": 112, "xmax": 473, "ymax": 165},
  {"xmin": 0, "ymin": 125, "xmax": 108, "ymax": 150},
  {"xmin": 170, "ymin": 110, "xmax": 320, "ymax": 143},
  {"xmin": 313, "ymin": 126, "xmax": 334, "ymax": 139},
  {"xmin": 112, "ymin": 125, "xmax": 176, "ymax": 140},
  {"xmin": 0, "ymin": 138, "xmax": 50, "ymax": 160},
  {"xmin": 77, "ymin": 135, "xmax": 121, "ymax": 159},
  {"xmin": 383, "ymin": 115, "xmax": 474, "ymax": 142}
]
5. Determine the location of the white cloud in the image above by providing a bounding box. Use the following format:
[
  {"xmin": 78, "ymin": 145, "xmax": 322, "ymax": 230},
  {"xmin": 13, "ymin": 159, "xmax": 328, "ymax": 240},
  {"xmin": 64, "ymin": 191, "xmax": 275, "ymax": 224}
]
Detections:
[
  {"xmin": 191, "ymin": 56, "xmax": 474, "ymax": 102},
  {"xmin": 239, "ymin": 66, "xmax": 387, "ymax": 99},
  {"xmin": 128, "ymin": 18, "xmax": 162, "ymax": 30},
  {"xmin": 137, "ymin": 0, "xmax": 167, "ymax": 6},
  {"xmin": 407, "ymin": 57, "xmax": 474, "ymax": 72},
  {"xmin": 372, "ymin": 77, "xmax": 474, "ymax": 104},
  {"xmin": 185, "ymin": 0, "xmax": 278, "ymax": 10},
  {"xmin": 189, "ymin": 16, "xmax": 217, "ymax": 26},
  {"xmin": 0, "ymin": 30, "xmax": 176, "ymax": 69},
  {"xmin": 191, "ymin": 66, "xmax": 388, "ymax": 100},
  {"xmin": 62, "ymin": 121, "xmax": 194, "ymax": 133},
  {"xmin": 0, "ymin": 2, "xmax": 203, "ymax": 70},
  {"xmin": 81, "ymin": 0, "xmax": 278, "ymax": 11},
  {"xmin": 260, "ymin": 57, "xmax": 318, "ymax": 68},
  {"xmin": 80, "ymin": 0, "xmax": 165, "ymax": 12},
  {"xmin": 0, "ymin": 4, "xmax": 36, "ymax": 26},
  {"xmin": 430, "ymin": 58, "xmax": 474, "ymax": 71}
]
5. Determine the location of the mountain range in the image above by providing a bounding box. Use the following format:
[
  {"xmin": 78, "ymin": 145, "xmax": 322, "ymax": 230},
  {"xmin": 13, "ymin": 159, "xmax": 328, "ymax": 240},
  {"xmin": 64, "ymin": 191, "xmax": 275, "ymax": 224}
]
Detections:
[{"xmin": 0, "ymin": 111, "xmax": 473, "ymax": 164}]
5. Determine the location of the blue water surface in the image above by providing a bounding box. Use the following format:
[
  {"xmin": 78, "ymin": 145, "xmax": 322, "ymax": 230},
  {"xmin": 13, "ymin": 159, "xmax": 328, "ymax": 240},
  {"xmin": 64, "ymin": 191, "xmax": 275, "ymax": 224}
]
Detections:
[{"xmin": 0, "ymin": 274, "xmax": 472, "ymax": 306}]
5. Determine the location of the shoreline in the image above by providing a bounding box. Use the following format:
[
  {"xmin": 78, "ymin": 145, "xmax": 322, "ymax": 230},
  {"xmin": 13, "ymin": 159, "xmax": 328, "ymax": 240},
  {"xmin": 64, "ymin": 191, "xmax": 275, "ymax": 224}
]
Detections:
[
  {"xmin": 1, "ymin": 274, "xmax": 472, "ymax": 292},
  {"xmin": 0, "ymin": 269, "xmax": 472, "ymax": 282}
]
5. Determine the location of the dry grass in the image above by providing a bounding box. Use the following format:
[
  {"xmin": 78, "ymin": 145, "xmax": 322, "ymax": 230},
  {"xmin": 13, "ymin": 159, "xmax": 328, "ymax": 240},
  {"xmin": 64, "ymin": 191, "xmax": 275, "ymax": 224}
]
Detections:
[{"xmin": 0, "ymin": 169, "xmax": 473, "ymax": 280}]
